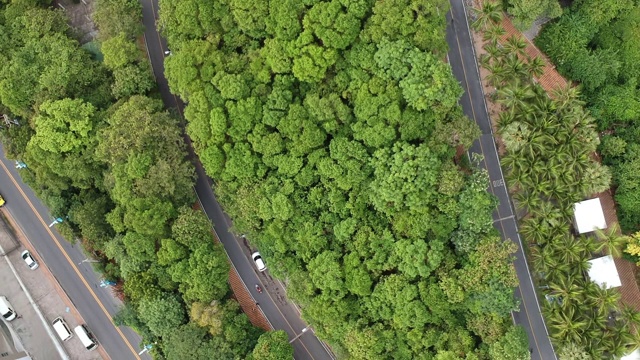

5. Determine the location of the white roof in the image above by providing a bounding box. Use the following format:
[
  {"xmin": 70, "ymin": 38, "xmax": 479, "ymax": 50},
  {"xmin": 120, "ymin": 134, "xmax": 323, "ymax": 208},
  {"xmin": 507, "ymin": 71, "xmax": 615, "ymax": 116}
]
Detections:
[
  {"xmin": 621, "ymin": 349, "xmax": 640, "ymax": 360},
  {"xmin": 587, "ymin": 255, "xmax": 621, "ymax": 289},
  {"xmin": 574, "ymin": 198, "xmax": 607, "ymax": 234}
]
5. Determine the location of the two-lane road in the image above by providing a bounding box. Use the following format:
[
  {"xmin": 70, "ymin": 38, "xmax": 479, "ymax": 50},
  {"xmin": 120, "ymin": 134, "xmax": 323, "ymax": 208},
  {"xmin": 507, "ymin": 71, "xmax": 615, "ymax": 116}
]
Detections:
[
  {"xmin": 0, "ymin": 151, "xmax": 149, "ymax": 360},
  {"xmin": 139, "ymin": 0, "xmax": 334, "ymax": 359},
  {"xmin": 446, "ymin": 1, "xmax": 557, "ymax": 359}
]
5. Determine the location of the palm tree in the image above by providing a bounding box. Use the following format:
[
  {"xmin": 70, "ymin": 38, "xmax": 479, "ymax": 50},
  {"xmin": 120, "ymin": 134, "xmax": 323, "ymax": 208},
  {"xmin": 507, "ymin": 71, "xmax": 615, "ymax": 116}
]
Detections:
[
  {"xmin": 549, "ymin": 274, "xmax": 583, "ymax": 309},
  {"xmin": 483, "ymin": 41, "xmax": 505, "ymax": 63},
  {"xmin": 482, "ymin": 23, "xmax": 506, "ymax": 44},
  {"xmin": 586, "ymin": 285, "xmax": 621, "ymax": 316},
  {"xmin": 526, "ymin": 56, "xmax": 546, "ymax": 79},
  {"xmin": 471, "ymin": 1, "xmax": 502, "ymax": 31},
  {"xmin": 548, "ymin": 306, "xmax": 589, "ymax": 344},
  {"xmin": 503, "ymin": 35, "xmax": 528, "ymax": 56},
  {"xmin": 479, "ymin": 53, "xmax": 492, "ymax": 69},
  {"xmin": 551, "ymin": 84, "xmax": 585, "ymax": 109},
  {"xmin": 513, "ymin": 190, "xmax": 541, "ymax": 214},
  {"xmin": 501, "ymin": 53, "xmax": 529, "ymax": 82},
  {"xmin": 551, "ymin": 235, "xmax": 587, "ymax": 264},
  {"xmin": 496, "ymin": 110, "xmax": 516, "ymax": 131},
  {"xmin": 619, "ymin": 304, "xmax": 640, "ymax": 328},
  {"xmin": 594, "ymin": 223, "xmax": 628, "ymax": 258},
  {"xmin": 497, "ymin": 81, "xmax": 536, "ymax": 111},
  {"xmin": 531, "ymin": 245, "xmax": 556, "ymax": 276}
]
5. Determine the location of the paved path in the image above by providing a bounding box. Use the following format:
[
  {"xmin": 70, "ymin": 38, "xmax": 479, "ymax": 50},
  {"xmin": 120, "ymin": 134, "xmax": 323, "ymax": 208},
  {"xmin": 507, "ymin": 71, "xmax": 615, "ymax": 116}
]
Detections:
[
  {"xmin": 446, "ymin": 1, "xmax": 557, "ymax": 359},
  {"xmin": 139, "ymin": 0, "xmax": 334, "ymax": 358}
]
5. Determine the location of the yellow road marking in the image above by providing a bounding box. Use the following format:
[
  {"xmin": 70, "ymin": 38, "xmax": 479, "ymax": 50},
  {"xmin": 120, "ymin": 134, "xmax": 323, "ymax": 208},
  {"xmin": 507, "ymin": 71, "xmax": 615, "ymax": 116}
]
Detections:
[
  {"xmin": 0, "ymin": 160, "xmax": 141, "ymax": 360},
  {"xmin": 449, "ymin": 13, "xmax": 543, "ymax": 356}
]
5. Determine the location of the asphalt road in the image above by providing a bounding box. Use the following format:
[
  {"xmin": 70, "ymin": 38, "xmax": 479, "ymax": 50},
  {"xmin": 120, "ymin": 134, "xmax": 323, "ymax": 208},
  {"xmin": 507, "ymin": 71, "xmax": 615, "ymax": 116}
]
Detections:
[
  {"xmin": 139, "ymin": 0, "xmax": 334, "ymax": 359},
  {"xmin": 445, "ymin": 1, "xmax": 557, "ymax": 359},
  {"xmin": 0, "ymin": 152, "xmax": 149, "ymax": 360}
]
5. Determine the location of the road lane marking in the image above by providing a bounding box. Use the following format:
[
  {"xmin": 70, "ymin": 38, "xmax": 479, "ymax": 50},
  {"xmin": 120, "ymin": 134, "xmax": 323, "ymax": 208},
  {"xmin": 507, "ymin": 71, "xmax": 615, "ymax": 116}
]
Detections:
[
  {"xmin": 144, "ymin": 0, "xmax": 320, "ymax": 358},
  {"xmin": 448, "ymin": 5, "xmax": 544, "ymax": 355},
  {"xmin": 494, "ymin": 215, "xmax": 515, "ymax": 223},
  {"xmin": 0, "ymin": 160, "xmax": 141, "ymax": 360},
  {"xmin": 192, "ymin": 189, "xmax": 318, "ymax": 360},
  {"xmin": 192, "ymin": 189, "xmax": 317, "ymax": 357}
]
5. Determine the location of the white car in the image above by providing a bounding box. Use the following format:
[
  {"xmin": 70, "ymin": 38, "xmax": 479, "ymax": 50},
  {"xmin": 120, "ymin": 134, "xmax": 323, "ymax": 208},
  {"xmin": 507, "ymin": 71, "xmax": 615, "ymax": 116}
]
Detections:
[
  {"xmin": 21, "ymin": 250, "xmax": 38, "ymax": 270},
  {"xmin": 252, "ymin": 252, "xmax": 266, "ymax": 272}
]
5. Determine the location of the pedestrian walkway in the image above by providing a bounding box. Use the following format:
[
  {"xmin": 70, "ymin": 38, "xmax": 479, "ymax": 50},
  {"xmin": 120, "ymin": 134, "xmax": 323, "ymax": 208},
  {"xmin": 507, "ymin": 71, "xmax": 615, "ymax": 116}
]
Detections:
[
  {"xmin": 469, "ymin": 0, "xmax": 640, "ymax": 311},
  {"xmin": 496, "ymin": 14, "xmax": 569, "ymax": 94},
  {"xmin": 228, "ymin": 268, "xmax": 271, "ymax": 331}
]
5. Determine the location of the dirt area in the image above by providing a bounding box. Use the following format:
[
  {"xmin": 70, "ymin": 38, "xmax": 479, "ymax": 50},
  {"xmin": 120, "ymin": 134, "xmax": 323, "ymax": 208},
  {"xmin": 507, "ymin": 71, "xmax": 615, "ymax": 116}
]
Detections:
[{"xmin": 53, "ymin": 0, "xmax": 97, "ymax": 44}]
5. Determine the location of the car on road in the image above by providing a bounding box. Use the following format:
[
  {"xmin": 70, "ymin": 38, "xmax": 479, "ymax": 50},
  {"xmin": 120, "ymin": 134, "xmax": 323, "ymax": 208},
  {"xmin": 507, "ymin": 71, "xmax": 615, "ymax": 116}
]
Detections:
[
  {"xmin": 21, "ymin": 250, "xmax": 38, "ymax": 270},
  {"xmin": 0, "ymin": 194, "xmax": 5, "ymax": 207},
  {"xmin": 252, "ymin": 252, "xmax": 266, "ymax": 272}
]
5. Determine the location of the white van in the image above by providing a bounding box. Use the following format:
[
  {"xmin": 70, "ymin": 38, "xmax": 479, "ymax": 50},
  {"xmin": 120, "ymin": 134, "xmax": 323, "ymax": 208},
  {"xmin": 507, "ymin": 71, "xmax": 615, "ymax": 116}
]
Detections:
[
  {"xmin": 52, "ymin": 317, "xmax": 73, "ymax": 341},
  {"xmin": 74, "ymin": 324, "xmax": 98, "ymax": 351},
  {"xmin": 0, "ymin": 296, "xmax": 17, "ymax": 321}
]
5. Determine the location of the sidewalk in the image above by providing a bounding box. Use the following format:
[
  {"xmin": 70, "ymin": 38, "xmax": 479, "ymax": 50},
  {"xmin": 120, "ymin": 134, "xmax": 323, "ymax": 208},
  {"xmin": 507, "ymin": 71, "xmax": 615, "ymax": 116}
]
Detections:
[{"xmin": 0, "ymin": 211, "xmax": 106, "ymax": 360}]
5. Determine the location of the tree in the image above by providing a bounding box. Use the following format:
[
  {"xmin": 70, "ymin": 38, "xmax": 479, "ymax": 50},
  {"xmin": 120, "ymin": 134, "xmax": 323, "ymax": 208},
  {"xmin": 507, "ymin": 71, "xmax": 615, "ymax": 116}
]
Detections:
[
  {"xmin": 547, "ymin": 307, "xmax": 589, "ymax": 344},
  {"xmin": 94, "ymin": 0, "xmax": 143, "ymax": 40},
  {"xmin": 503, "ymin": 36, "xmax": 528, "ymax": 57},
  {"xmin": 505, "ymin": 0, "xmax": 561, "ymax": 30},
  {"xmin": 252, "ymin": 330, "xmax": 294, "ymax": 360},
  {"xmin": 170, "ymin": 242, "xmax": 230, "ymax": 303},
  {"xmin": 594, "ymin": 223, "xmax": 627, "ymax": 258},
  {"xmin": 138, "ymin": 293, "xmax": 187, "ymax": 338},
  {"xmin": 101, "ymin": 32, "xmax": 140, "ymax": 69},
  {"xmin": 190, "ymin": 301, "xmax": 224, "ymax": 335},
  {"xmin": 162, "ymin": 323, "xmax": 217, "ymax": 360},
  {"xmin": 557, "ymin": 342, "xmax": 591, "ymax": 360},
  {"xmin": 111, "ymin": 61, "xmax": 155, "ymax": 98},
  {"xmin": 471, "ymin": 1, "xmax": 502, "ymax": 31},
  {"xmin": 488, "ymin": 326, "xmax": 531, "ymax": 360}
]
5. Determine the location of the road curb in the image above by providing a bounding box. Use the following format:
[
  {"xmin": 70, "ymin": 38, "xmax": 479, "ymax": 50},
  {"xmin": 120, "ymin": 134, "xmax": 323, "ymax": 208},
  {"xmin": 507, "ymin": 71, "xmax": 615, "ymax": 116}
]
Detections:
[
  {"xmin": 0, "ymin": 211, "xmax": 70, "ymax": 360},
  {"xmin": 1, "ymin": 209, "xmax": 111, "ymax": 360}
]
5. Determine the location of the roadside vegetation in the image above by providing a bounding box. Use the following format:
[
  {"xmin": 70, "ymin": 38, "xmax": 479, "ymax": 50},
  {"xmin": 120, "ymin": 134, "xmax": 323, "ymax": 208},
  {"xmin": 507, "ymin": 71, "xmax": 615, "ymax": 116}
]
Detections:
[
  {"xmin": 535, "ymin": 0, "xmax": 640, "ymax": 235},
  {"xmin": 158, "ymin": 0, "xmax": 530, "ymax": 358},
  {"xmin": 473, "ymin": 2, "xmax": 640, "ymax": 358},
  {"xmin": 0, "ymin": 0, "xmax": 290, "ymax": 358}
]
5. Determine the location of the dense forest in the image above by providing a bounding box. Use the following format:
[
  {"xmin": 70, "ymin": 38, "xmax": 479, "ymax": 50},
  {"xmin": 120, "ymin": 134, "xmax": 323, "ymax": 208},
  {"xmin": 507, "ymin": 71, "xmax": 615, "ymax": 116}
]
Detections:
[
  {"xmin": 0, "ymin": 0, "xmax": 290, "ymax": 358},
  {"xmin": 158, "ymin": 0, "xmax": 529, "ymax": 358},
  {"xmin": 535, "ymin": 0, "xmax": 640, "ymax": 233},
  {"xmin": 473, "ymin": 1, "xmax": 640, "ymax": 358}
]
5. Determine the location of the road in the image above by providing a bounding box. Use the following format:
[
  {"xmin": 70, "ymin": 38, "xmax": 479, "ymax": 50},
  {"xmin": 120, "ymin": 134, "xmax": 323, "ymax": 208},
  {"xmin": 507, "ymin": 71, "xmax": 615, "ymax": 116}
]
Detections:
[
  {"xmin": 139, "ymin": 0, "xmax": 334, "ymax": 359},
  {"xmin": 0, "ymin": 153, "xmax": 148, "ymax": 360},
  {"xmin": 446, "ymin": 1, "xmax": 557, "ymax": 359}
]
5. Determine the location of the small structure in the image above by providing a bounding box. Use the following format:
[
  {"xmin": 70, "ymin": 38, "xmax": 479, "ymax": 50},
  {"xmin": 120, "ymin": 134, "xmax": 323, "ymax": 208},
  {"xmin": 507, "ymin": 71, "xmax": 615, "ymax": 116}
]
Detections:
[
  {"xmin": 587, "ymin": 255, "xmax": 621, "ymax": 289},
  {"xmin": 621, "ymin": 349, "xmax": 640, "ymax": 360},
  {"xmin": 573, "ymin": 198, "xmax": 607, "ymax": 234}
]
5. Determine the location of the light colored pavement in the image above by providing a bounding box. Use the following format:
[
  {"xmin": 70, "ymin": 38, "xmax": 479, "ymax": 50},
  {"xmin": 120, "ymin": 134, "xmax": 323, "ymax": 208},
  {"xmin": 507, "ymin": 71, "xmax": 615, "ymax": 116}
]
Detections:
[
  {"xmin": 0, "ymin": 150, "xmax": 147, "ymax": 360},
  {"xmin": 446, "ymin": 0, "xmax": 557, "ymax": 359},
  {"xmin": 0, "ymin": 212, "xmax": 104, "ymax": 360}
]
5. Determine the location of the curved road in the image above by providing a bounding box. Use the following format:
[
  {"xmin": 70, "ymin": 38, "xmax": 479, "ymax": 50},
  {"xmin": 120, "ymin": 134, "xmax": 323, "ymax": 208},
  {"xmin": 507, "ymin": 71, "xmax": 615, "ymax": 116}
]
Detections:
[
  {"xmin": 139, "ymin": 0, "xmax": 334, "ymax": 359},
  {"xmin": 0, "ymin": 153, "xmax": 149, "ymax": 360},
  {"xmin": 446, "ymin": 1, "xmax": 557, "ymax": 359}
]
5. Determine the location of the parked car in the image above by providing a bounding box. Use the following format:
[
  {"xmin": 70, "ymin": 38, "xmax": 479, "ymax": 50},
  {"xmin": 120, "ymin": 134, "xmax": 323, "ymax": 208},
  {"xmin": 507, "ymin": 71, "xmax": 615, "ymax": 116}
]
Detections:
[
  {"xmin": 252, "ymin": 252, "xmax": 266, "ymax": 272},
  {"xmin": 0, "ymin": 194, "xmax": 5, "ymax": 207},
  {"xmin": 21, "ymin": 250, "xmax": 38, "ymax": 270}
]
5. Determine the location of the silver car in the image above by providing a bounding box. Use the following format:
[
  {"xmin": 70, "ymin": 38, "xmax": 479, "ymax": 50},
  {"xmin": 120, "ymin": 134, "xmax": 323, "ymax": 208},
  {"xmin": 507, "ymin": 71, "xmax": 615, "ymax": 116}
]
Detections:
[
  {"xmin": 251, "ymin": 252, "xmax": 266, "ymax": 272},
  {"xmin": 21, "ymin": 250, "xmax": 39, "ymax": 270}
]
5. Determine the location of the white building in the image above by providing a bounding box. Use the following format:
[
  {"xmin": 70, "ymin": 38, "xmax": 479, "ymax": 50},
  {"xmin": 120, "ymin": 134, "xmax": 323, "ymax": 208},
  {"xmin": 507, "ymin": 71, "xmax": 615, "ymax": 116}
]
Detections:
[
  {"xmin": 587, "ymin": 255, "xmax": 621, "ymax": 289},
  {"xmin": 573, "ymin": 198, "xmax": 607, "ymax": 234}
]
